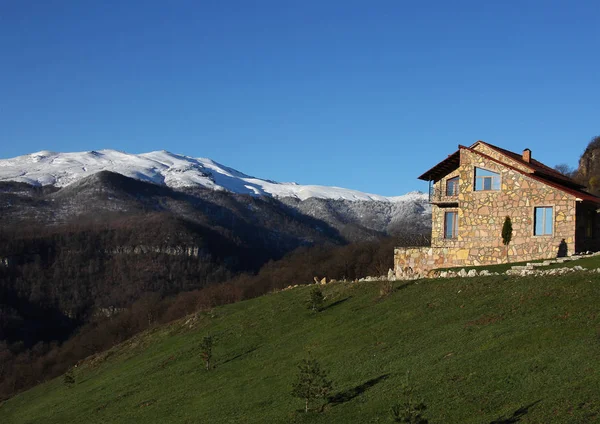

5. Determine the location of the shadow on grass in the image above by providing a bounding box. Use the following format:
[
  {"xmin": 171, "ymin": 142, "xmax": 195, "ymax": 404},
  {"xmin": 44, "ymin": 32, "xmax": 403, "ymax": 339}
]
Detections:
[
  {"xmin": 321, "ymin": 297, "xmax": 351, "ymax": 311},
  {"xmin": 219, "ymin": 346, "xmax": 260, "ymax": 366},
  {"xmin": 394, "ymin": 281, "xmax": 418, "ymax": 292},
  {"xmin": 328, "ymin": 374, "xmax": 390, "ymax": 406},
  {"xmin": 489, "ymin": 400, "xmax": 542, "ymax": 423}
]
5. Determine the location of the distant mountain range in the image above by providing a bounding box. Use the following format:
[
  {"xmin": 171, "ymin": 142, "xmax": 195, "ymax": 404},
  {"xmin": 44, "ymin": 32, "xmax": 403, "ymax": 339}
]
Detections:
[
  {"xmin": 0, "ymin": 149, "xmax": 431, "ymax": 243},
  {"xmin": 0, "ymin": 149, "xmax": 416, "ymax": 202}
]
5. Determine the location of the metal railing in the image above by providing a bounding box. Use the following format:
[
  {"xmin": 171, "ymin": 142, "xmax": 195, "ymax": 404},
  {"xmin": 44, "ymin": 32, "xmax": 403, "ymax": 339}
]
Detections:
[{"xmin": 428, "ymin": 185, "xmax": 459, "ymax": 203}]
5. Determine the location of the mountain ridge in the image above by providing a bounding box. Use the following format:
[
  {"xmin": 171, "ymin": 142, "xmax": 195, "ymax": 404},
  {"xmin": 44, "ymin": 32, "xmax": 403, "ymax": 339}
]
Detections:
[{"xmin": 0, "ymin": 149, "xmax": 420, "ymax": 202}]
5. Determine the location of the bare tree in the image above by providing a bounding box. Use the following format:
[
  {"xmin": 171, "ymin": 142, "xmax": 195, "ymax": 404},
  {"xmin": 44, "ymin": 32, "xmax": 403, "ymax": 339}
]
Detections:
[{"xmin": 554, "ymin": 163, "xmax": 576, "ymax": 178}]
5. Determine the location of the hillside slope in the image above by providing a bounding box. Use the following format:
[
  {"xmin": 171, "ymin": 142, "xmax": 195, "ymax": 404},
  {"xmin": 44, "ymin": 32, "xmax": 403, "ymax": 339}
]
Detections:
[{"xmin": 2, "ymin": 274, "xmax": 599, "ymax": 423}]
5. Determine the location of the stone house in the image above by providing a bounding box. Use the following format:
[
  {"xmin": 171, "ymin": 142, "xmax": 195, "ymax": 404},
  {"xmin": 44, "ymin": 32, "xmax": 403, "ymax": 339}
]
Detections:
[{"xmin": 395, "ymin": 141, "xmax": 600, "ymax": 277}]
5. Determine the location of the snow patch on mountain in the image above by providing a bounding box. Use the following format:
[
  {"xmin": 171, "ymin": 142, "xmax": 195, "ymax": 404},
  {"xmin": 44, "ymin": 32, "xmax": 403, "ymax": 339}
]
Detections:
[{"xmin": 0, "ymin": 149, "xmax": 424, "ymax": 202}]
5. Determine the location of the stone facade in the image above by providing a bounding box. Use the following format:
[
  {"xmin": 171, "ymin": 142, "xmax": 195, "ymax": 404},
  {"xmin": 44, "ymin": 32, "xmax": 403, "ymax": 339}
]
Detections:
[{"xmin": 395, "ymin": 143, "xmax": 600, "ymax": 278}]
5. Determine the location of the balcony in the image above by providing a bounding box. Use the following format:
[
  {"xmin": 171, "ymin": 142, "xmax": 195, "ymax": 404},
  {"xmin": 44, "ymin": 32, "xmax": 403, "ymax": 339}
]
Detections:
[{"xmin": 428, "ymin": 185, "xmax": 459, "ymax": 205}]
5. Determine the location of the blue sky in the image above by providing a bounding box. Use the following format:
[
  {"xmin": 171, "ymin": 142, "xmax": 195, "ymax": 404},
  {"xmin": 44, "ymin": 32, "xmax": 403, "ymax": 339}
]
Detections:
[{"xmin": 1, "ymin": 1, "xmax": 599, "ymax": 196}]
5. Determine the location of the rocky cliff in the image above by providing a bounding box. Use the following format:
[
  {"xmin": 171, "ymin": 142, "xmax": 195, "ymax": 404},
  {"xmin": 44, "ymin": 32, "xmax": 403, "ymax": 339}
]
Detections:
[{"xmin": 576, "ymin": 135, "xmax": 600, "ymax": 194}]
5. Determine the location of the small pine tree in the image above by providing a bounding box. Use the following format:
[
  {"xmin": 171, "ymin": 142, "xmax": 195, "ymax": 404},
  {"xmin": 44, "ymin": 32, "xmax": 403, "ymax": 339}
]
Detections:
[
  {"xmin": 502, "ymin": 216, "xmax": 513, "ymax": 263},
  {"xmin": 380, "ymin": 280, "xmax": 394, "ymax": 297},
  {"xmin": 390, "ymin": 372, "xmax": 428, "ymax": 423},
  {"xmin": 291, "ymin": 356, "xmax": 333, "ymax": 413},
  {"xmin": 200, "ymin": 335, "xmax": 213, "ymax": 371},
  {"xmin": 308, "ymin": 286, "xmax": 324, "ymax": 312},
  {"xmin": 63, "ymin": 368, "xmax": 75, "ymax": 388}
]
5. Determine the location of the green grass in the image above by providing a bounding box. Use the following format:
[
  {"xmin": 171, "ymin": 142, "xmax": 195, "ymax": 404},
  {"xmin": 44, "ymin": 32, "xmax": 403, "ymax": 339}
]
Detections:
[{"xmin": 2, "ymin": 274, "xmax": 600, "ymax": 423}]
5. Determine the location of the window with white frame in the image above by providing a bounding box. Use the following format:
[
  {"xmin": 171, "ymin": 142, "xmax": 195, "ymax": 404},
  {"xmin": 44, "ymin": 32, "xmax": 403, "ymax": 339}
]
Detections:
[
  {"xmin": 474, "ymin": 167, "xmax": 500, "ymax": 191},
  {"xmin": 534, "ymin": 206, "xmax": 553, "ymax": 235}
]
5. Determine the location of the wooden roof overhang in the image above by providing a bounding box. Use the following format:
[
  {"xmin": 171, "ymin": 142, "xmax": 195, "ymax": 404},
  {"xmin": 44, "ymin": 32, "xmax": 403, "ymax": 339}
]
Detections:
[{"xmin": 418, "ymin": 149, "xmax": 460, "ymax": 182}]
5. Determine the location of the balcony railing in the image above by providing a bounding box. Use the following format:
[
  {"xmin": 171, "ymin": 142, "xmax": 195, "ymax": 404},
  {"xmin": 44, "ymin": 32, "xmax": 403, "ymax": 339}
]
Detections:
[{"xmin": 428, "ymin": 186, "xmax": 459, "ymax": 204}]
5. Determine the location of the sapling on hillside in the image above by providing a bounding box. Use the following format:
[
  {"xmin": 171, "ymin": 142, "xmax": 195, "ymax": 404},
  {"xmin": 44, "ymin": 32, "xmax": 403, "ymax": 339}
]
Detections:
[
  {"xmin": 390, "ymin": 372, "xmax": 428, "ymax": 423},
  {"xmin": 308, "ymin": 286, "xmax": 325, "ymax": 312},
  {"xmin": 200, "ymin": 335, "xmax": 214, "ymax": 371},
  {"xmin": 63, "ymin": 368, "xmax": 75, "ymax": 388},
  {"xmin": 291, "ymin": 356, "xmax": 333, "ymax": 413}
]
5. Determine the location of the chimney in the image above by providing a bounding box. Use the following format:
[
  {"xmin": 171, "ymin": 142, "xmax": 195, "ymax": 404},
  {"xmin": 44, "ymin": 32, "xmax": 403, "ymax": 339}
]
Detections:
[{"xmin": 522, "ymin": 148, "xmax": 531, "ymax": 163}]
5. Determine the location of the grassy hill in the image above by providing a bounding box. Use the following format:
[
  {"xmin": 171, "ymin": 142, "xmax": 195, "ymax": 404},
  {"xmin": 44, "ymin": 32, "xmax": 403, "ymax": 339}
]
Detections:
[{"xmin": 1, "ymin": 272, "xmax": 600, "ymax": 423}]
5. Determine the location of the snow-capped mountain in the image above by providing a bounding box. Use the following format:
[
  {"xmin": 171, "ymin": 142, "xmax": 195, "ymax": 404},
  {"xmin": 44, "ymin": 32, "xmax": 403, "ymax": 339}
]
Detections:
[{"xmin": 0, "ymin": 149, "xmax": 415, "ymax": 202}]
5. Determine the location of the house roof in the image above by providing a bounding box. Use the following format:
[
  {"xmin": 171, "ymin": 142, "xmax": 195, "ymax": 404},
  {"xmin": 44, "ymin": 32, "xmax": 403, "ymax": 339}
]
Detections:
[
  {"xmin": 418, "ymin": 140, "xmax": 600, "ymax": 205},
  {"xmin": 473, "ymin": 141, "xmax": 586, "ymax": 190},
  {"xmin": 418, "ymin": 150, "xmax": 460, "ymax": 182}
]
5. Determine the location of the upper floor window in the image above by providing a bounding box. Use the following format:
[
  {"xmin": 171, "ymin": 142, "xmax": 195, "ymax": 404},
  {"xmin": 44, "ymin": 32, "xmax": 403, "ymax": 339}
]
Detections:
[
  {"xmin": 534, "ymin": 206, "xmax": 553, "ymax": 236},
  {"xmin": 474, "ymin": 167, "xmax": 500, "ymax": 191},
  {"xmin": 446, "ymin": 177, "xmax": 459, "ymax": 196}
]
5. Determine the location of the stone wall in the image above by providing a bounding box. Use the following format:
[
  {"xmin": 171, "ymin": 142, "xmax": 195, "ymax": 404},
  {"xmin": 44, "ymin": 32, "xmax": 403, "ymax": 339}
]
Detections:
[
  {"xmin": 395, "ymin": 146, "xmax": 580, "ymax": 275},
  {"xmin": 471, "ymin": 143, "xmax": 533, "ymax": 174},
  {"xmin": 394, "ymin": 246, "xmax": 464, "ymax": 278}
]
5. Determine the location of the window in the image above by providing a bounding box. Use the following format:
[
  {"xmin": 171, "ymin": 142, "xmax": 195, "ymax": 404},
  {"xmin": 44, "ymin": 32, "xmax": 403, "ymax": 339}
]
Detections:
[
  {"xmin": 444, "ymin": 211, "xmax": 458, "ymax": 239},
  {"xmin": 446, "ymin": 177, "xmax": 459, "ymax": 196},
  {"xmin": 534, "ymin": 207, "xmax": 553, "ymax": 235},
  {"xmin": 474, "ymin": 168, "xmax": 500, "ymax": 191}
]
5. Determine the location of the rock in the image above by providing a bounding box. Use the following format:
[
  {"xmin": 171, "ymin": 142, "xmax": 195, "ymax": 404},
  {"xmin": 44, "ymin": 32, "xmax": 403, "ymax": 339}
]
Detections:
[
  {"xmin": 573, "ymin": 265, "xmax": 584, "ymax": 271},
  {"xmin": 387, "ymin": 268, "xmax": 395, "ymax": 281},
  {"xmin": 426, "ymin": 270, "xmax": 440, "ymax": 278},
  {"xmin": 467, "ymin": 269, "xmax": 478, "ymax": 277},
  {"xmin": 439, "ymin": 271, "xmax": 448, "ymax": 278},
  {"xmin": 320, "ymin": 277, "xmax": 327, "ymax": 285},
  {"xmin": 313, "ymin": 277, "xmax": 319, "ymax": 284},
  {"xmin": 457, "ymin": 269, "xmax": 467, "ymax": 278}
]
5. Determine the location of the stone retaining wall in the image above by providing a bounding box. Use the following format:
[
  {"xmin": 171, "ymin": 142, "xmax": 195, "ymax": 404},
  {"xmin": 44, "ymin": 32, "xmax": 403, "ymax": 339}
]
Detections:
[{"xmin": 394, "ymin": 246, "xmax": 465, "ymax": 278}]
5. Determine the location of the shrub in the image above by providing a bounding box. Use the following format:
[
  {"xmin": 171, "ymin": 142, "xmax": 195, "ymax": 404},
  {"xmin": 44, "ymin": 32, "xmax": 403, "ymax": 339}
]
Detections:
[
  {"xmin": 63, "ymin": 368, "xmax": 75, "ymax": 388},
  {"xmin": 390, "ymin": 373, "xmax": 428, "ymax": 423},
  {"xmin": 502, "ymin": 216, "xmax": 512, "ymax": 262},
  {"xmin": 291, "ymin": 356, "xmax": 333, "ymax": 413},
  {"xmin": 380, "ymin": 280, "xmax": 394, "ymax": 297},
  {"xmin": 200, "ymin": 336, "xmax": 214, "ymax": 371},
  {"xmin": 307, "ymin": 286, "xmax": 325, "ymax": 312}
]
